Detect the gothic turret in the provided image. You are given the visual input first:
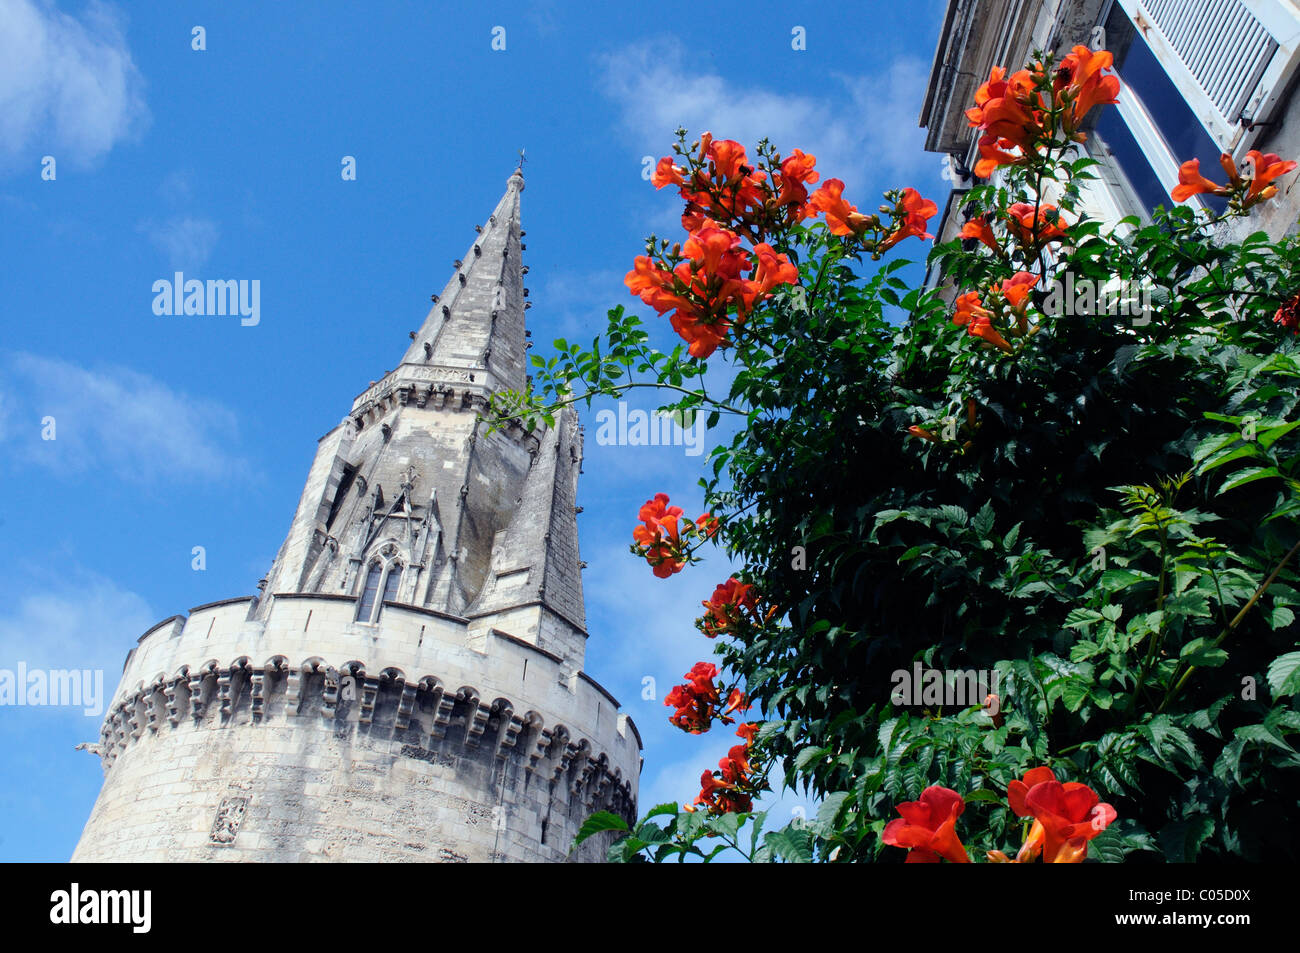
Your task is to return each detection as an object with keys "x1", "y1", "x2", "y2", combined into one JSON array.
[{"x1": 72, "y1": 172, "x2": 640, "y2": 863}]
